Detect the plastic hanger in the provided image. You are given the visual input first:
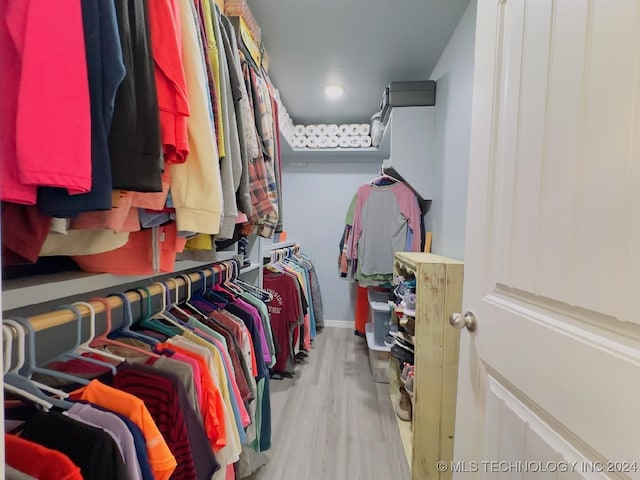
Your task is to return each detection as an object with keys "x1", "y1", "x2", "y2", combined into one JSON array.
[
  {"x1": 177, "y1": 273, "x2": 208, "y2": 317},
  {"x1": 108, "y1": 292, "x2": 160, "y2": 346},
  {"x1": 190, "y1": 270, "x2": 224, "y2": 310},
  {"x1": 73, "y1": 301, "x2": 125, "y2": 363},
  {"x1": 149, "y1": 282, "x2": 188, "y2": 331},
  {"x1": 225, "y1": 261, "x2": 271, "y2": 302},
  {"x1": 3, "y1": 321, "x2": 70, "y2": 399},
  {"x1": 4, "y1": 381, "x2": 53, "y2": 411},
  {"x1": 201, "y1": 267, "x2": 233, "y2": 306},
  {"x1": 2, "y1": 319, "x2": 69, "y2": 399},
  {"x1": 368, "y1": 166, "x2": 400, "y2": 186},
  {"x1": 234, "y1": 277, "x2": 273, "y2": 303},
  {"x1": 168, "y1": 276, "x2": 197, "y2": 320},
  {"x1": 162, "y1": 279, "x2": 195, "y2": 331},
  {"x1": 89, "y1": 297, "x2": 161, "y2": 359},
  {"x1": 9, "y1": 316, "x2": 91, "y2": 387},
  {"x1": 45, "y1": 305, "x2": 120, "y2": 375},
  {"x1": 165, "y1": 277, "x2": 212, "y2": 335},
  {"x1": 130, "y1": 286, "x2": 177, "y2": 338},
  {"x1": 4, "y1": 318, "x2": 75, "y2": 409},
  {"x1": 4, "y1": 324, "x2": 14, "y2": 375},
  {"x1": 221, "y1": 262, "x2": 244, "y2": 296},
  {"x1": 209, "y1": 264, "x2": 237, "y2": 298}
]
